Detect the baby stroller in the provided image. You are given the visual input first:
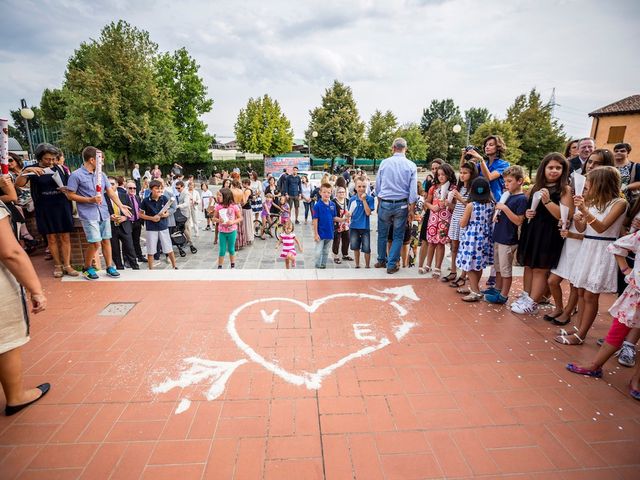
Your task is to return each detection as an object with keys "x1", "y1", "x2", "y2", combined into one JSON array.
[{"x1": 172, "y1": 210, "x2": 198, "y2": 257}]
